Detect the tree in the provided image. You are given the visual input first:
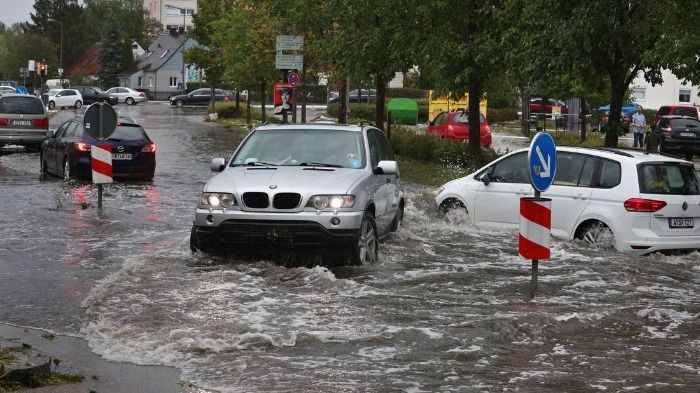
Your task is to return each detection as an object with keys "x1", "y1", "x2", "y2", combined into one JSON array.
[
  {"x1": 419, "y1": 0, "x2": 505, "y2": 156},
  {"x1": 97, "y1": 16, "x2": 122, "y2": 88}
]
